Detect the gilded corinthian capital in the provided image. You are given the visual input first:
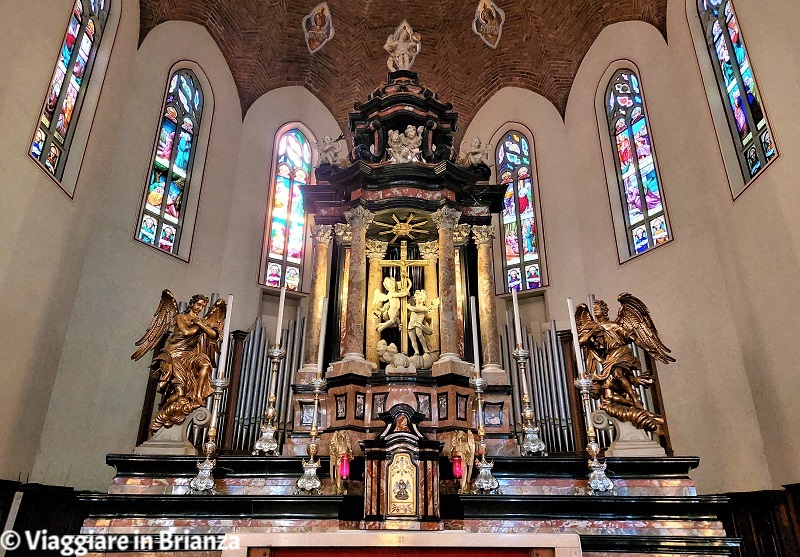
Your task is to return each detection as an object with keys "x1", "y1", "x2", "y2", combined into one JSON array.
[
  {"x1": 366, "y1": 239, "x2": 389, "y2": 260},
  {"x1": 334, "y1": 223, "x2": 353, "y2": 245},
  {"x1": 431, "y1": 207, "x2": 461, "y2": 230},
  {"x1": 344, "y1": 205, "x2": 375, "y2": 229},
  {"x1": 472, "y1": 225, "x2": 496, "y2": 245},
  {"x1": 453, "y1": 224, "x2": 472, "y2": 247},
  {"x1": 417, "y1": 240, "x2": 439, "y2": 260},
  {"x1": 310, "y1": 224, "x2": 333, "y2": 245}
]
